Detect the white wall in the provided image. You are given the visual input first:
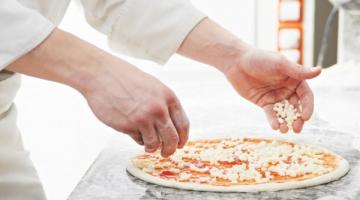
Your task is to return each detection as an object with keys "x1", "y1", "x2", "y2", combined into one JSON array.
[
  {"x1": 192, "y1": 0, "x2": 278, "y2": 50},
  {"x1": 304, "y1": 0, "x2": 315, "y2": 67},
  {"x1": 256, "y1": 0, "x2": 278, "y2": 50},
  {"x1": 192, "y1": 0, "x2": 256, "y2": 43}
]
